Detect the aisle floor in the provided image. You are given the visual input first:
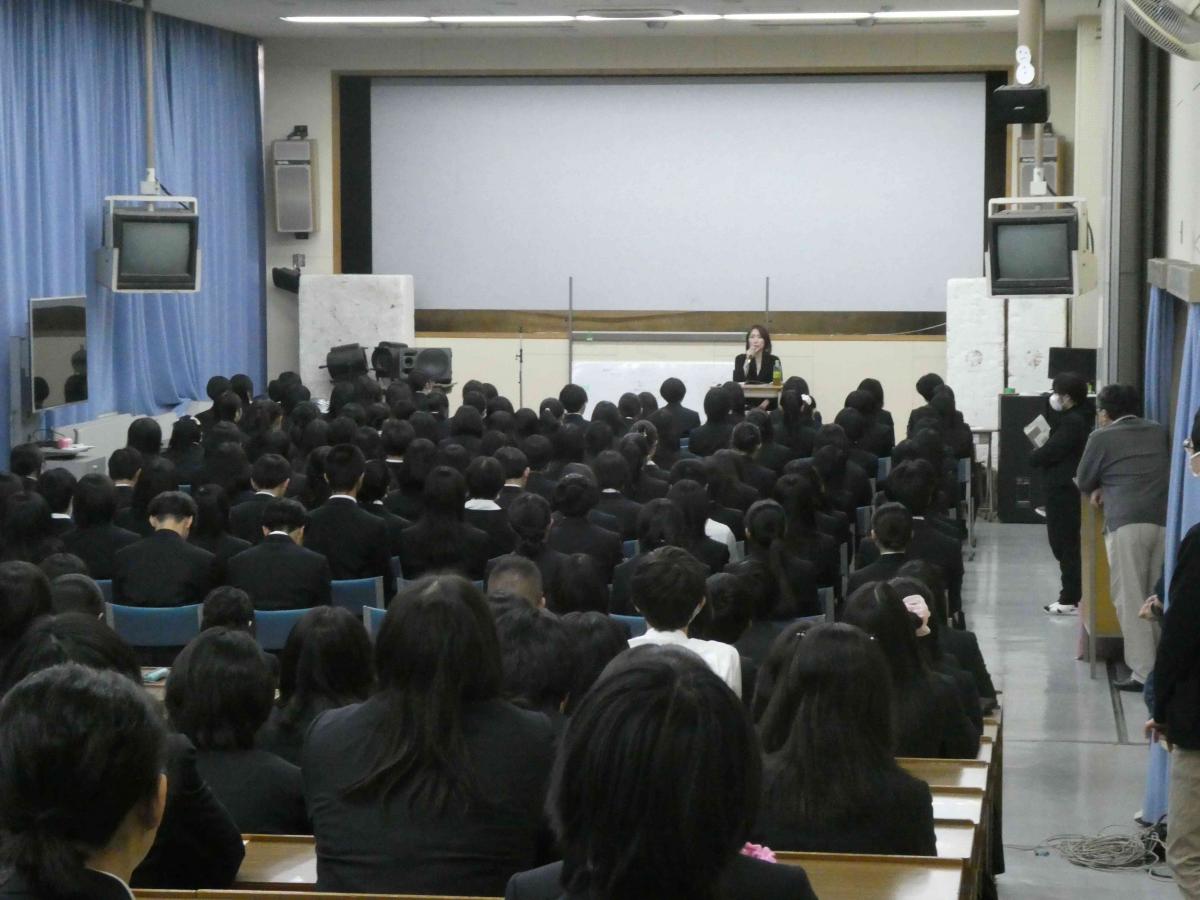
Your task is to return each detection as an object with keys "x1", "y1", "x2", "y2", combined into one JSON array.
[{"x1": 967, "y1": 522, "x2": 1177, "y2": 898}]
